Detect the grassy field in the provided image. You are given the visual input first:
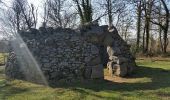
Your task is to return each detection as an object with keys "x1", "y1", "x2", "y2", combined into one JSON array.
[{"x1": 0, "y1": 58, "x2": 170, "y2": 100}]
